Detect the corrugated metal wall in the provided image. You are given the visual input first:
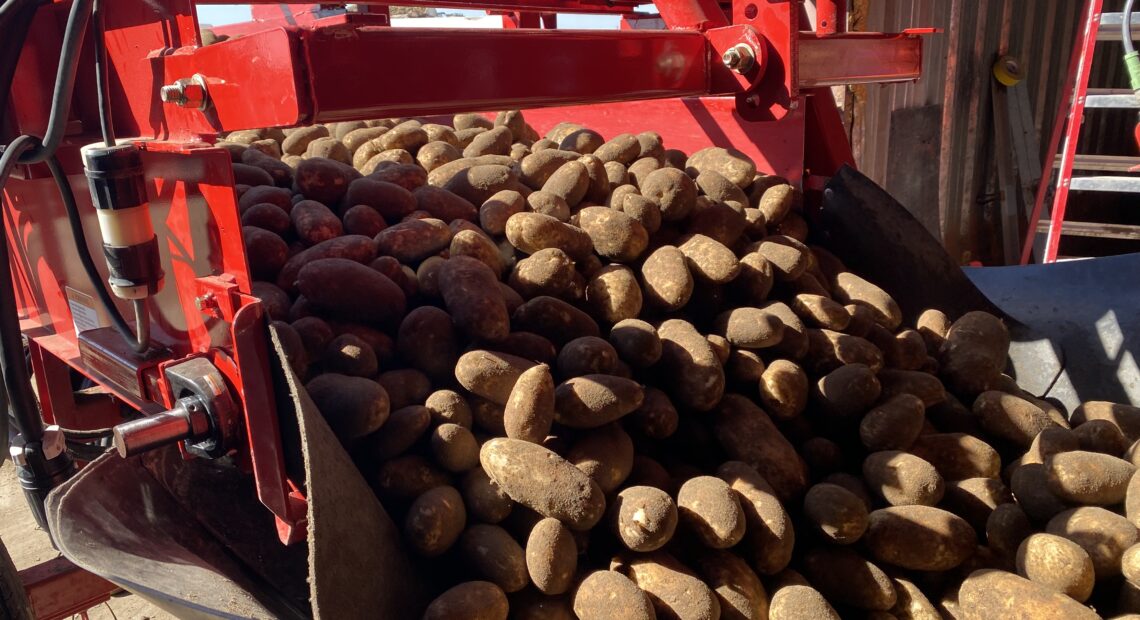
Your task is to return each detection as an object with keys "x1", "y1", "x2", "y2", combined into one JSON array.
[{"x1": 852, "y1": 0, "x2": 1124, "y2": 262}]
